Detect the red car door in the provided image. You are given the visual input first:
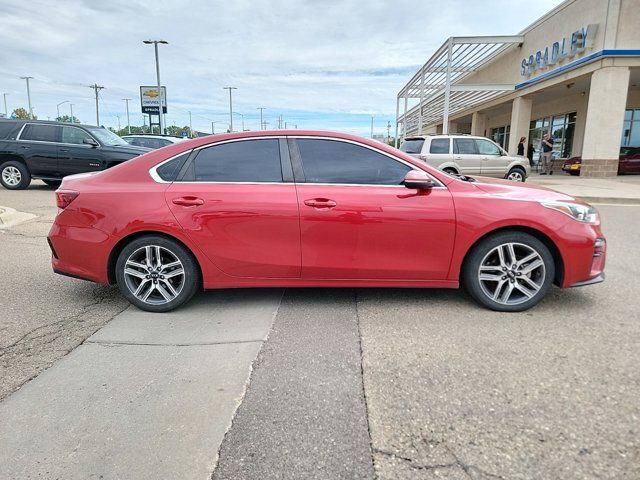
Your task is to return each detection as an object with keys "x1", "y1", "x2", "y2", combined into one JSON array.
[
  {"x1": 291, "y1": 138, "x2": 456, "y2": 280},
  {"x1": 165, "y1": 138, "x2": 301, "y2": 278}
]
